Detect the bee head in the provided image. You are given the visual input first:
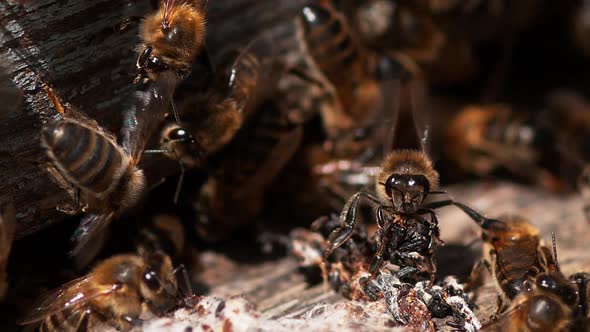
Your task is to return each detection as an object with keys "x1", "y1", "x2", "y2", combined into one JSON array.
[
  {"x1": 382, "y1": 173, "x2": 429, "y2": 213},
  {"x1": 535, "y1": 272, "x2": 578, "y2": 306},
  {"x1": 139, "y1": 251, "x2": 178, "y2": 314}
]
